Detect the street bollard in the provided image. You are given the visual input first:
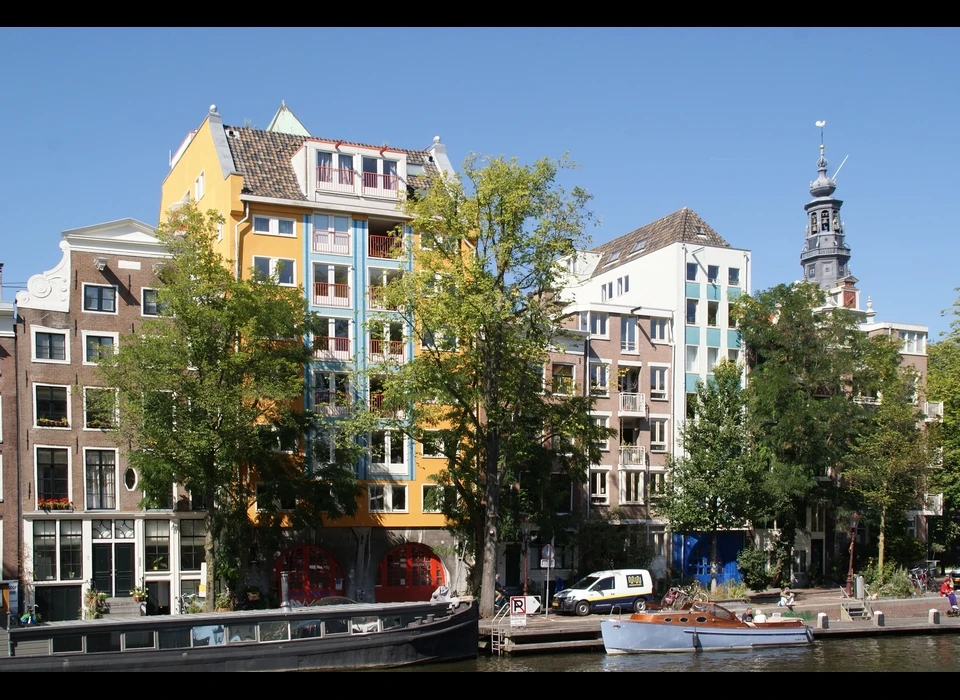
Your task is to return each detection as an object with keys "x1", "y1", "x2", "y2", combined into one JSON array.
[
  {"x1": 874, "y1": 610, "x2": 884, "y2": 627},
  {"x1": 817, "y1": 612, "x2": 829, "y2": 629},
  {"x1": 929, "y1": 609, "x2": 940, "y2": 625}
]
